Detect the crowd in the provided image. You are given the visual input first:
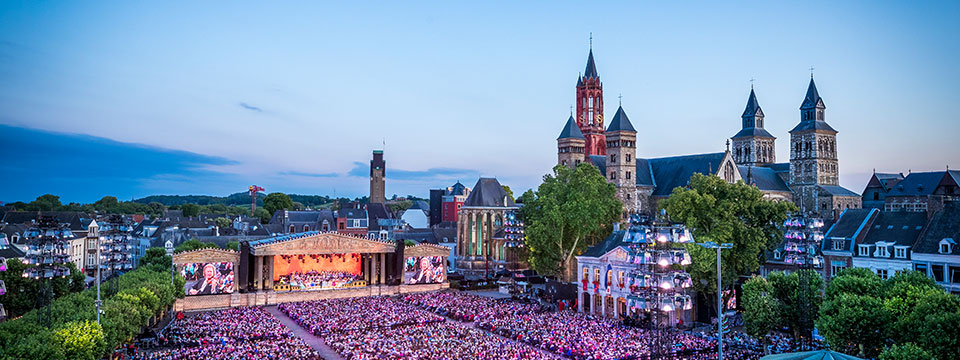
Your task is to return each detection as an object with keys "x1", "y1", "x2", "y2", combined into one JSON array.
[
  {"x1": 402, "y1": 290, "x2": 544, "y2": 322},
  {"x1": 280, "y1": 270, "x2": 361, "y2": 289},
  {"x1": 133, "y1": 307, "x2": 322, "y2": 360},
  {"x1": 326, "y1": 322, "x2": 553, "y2": 360},
  {"x1": 278, "y1": 296, "x2": 444, "y2": 336}
]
